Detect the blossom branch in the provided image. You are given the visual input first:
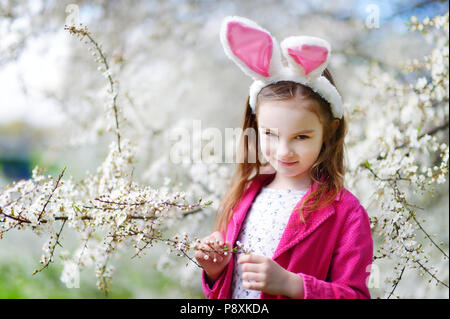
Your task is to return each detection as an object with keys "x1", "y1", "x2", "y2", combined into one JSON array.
[
  {"x1": 33, "y1": 219, "x2": 67, "y2": 275},
  {"x1": 415, "y1": 260, "x2": 449, "y2": 288},
  {"x1": 64, "y1": 24, "x2": 122, "y2": 153},
  {"x1": 376, "y1": 118, "x2": 449, "y2": 160},
  {"x1": 411, "y1": 214, "x2": 449, "y2": 259},
  {"x1": 37, "y1": 167, "x2": 66, "y2": 221},
  {"x1": 387, "y1": 259, "x2": 408, "y2": 299}
]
